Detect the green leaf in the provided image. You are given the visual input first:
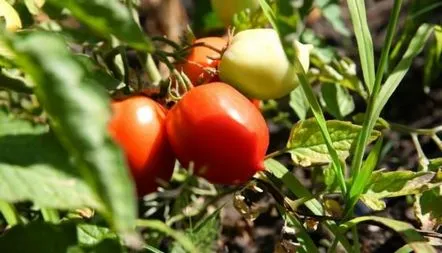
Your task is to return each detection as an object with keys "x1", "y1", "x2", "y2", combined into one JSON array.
[
  {"x1": 415, "y1": 188, "x2": 442, "y2": 230},
  {"x1": 264, "y1": 159, "x2": 352, "y2": 252},
  {"x1": 340, "y1": 216, "x2": 436, "y2": 252},
  {"x1": 77, "y1": 224, "x2": 118, "y2": 246},
  {"x1": 3, "y1": 32, "x2": 137, "y2": 234},
  {"x1": 286, "y1": 119, "x2": 381, "y2": 167},
  {"x1": 317, "y1": 0, "x2": 350, "y2": 36},
  {"x1": 423, "y1": 26, "x2": 442, "y2": 90},
  {"x1": 346, "y1": 0, "x2": 375, "y2": 93},
  {"x1": 0, "y1": 221, "x2": 125, "y2": 253},
  {"x1": 171, "y1": 208, "x2": 221, "y2": 253},
  {"x1": 429, "y1": 158, "x2": 442, "y2": 171},
  {"x1": 136, "y1": 220, "x2": 197, "y2": 253},
  {"x1": 362, "y1": 170, "x2": 442, "y2": 200},
  {"x1": 320, "y1": 83, "x2": 355, "y2": 119},
  {"x1": 346, "y1": 138, "x2": 383, "y2": 213},
  {"x1": 46, "y1": 0, "x2": 153, "y2": 52},
  {"x1": 359, "y1": 195, "x2": 386, "y2": 211},
  {"x1": 289, "y1": 86, "x2": 310, "y2": 120}
]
